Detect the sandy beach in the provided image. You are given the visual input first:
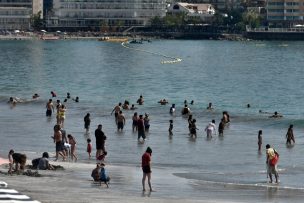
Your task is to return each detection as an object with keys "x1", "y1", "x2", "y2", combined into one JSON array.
[{"x1": 0, "y1": 159, "x2": 226, "y2": 203}]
